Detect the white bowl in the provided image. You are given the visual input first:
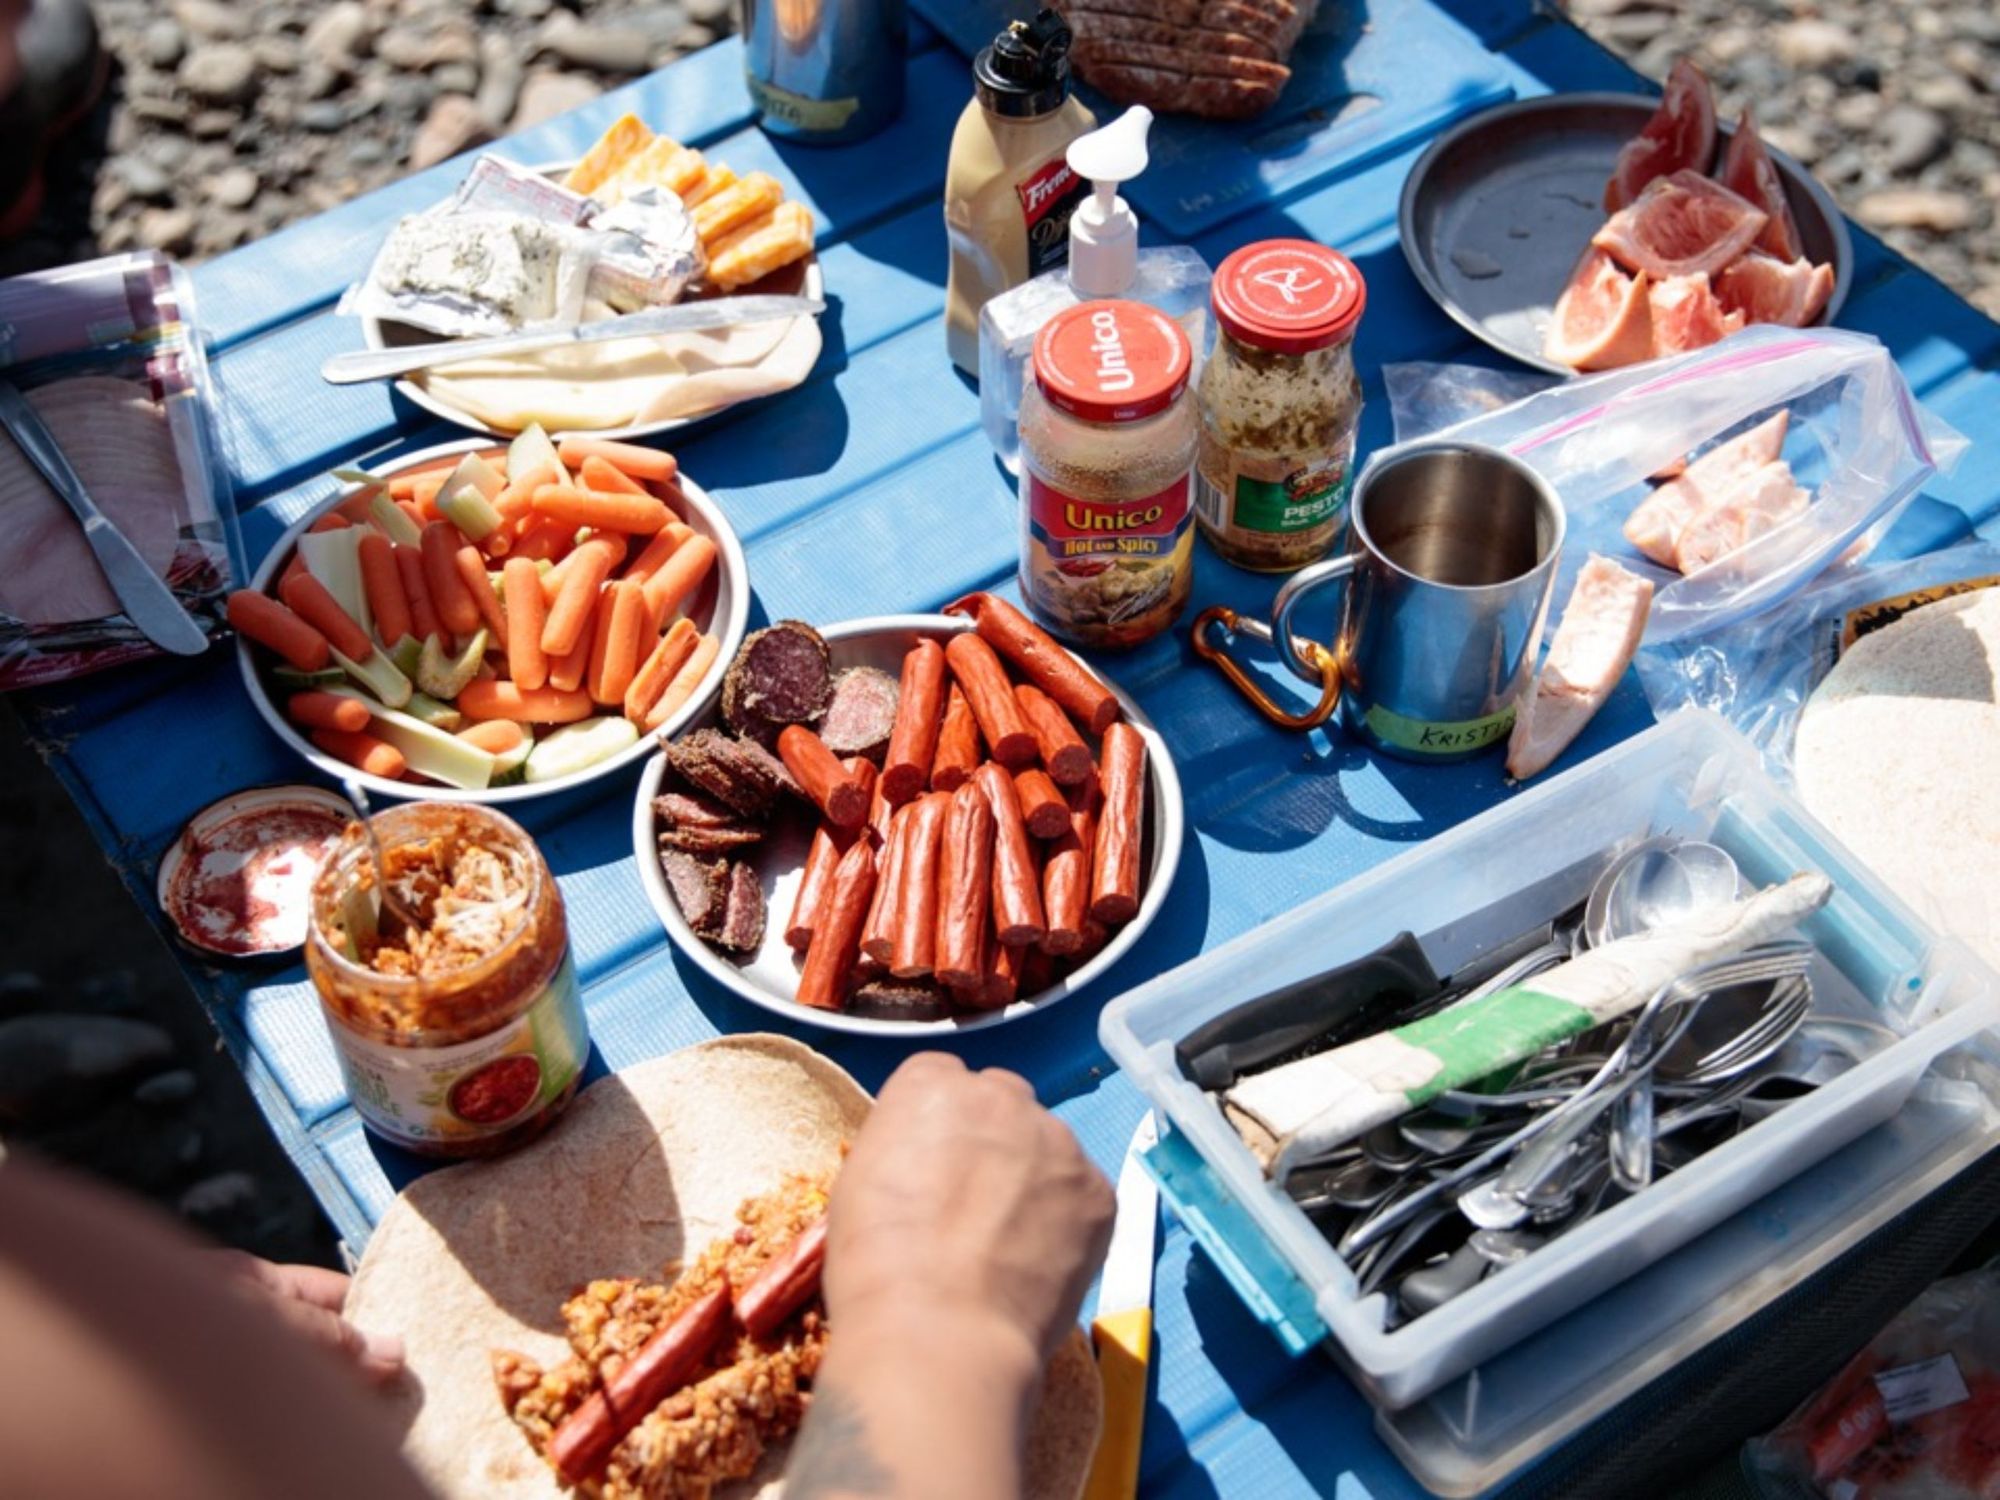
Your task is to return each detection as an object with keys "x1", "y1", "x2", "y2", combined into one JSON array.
[
  {"x1": 631, "y1": 614, "x2": 1186, "y2": 1036},
  {"x1": 237, "y1": 435, "x2": 750, "y2": 804}
]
